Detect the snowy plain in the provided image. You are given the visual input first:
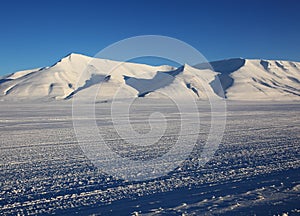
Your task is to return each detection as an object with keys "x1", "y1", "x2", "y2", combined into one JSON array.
[{"x1": 0, "y1": 100, "x2": 299, "y2": 215}]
